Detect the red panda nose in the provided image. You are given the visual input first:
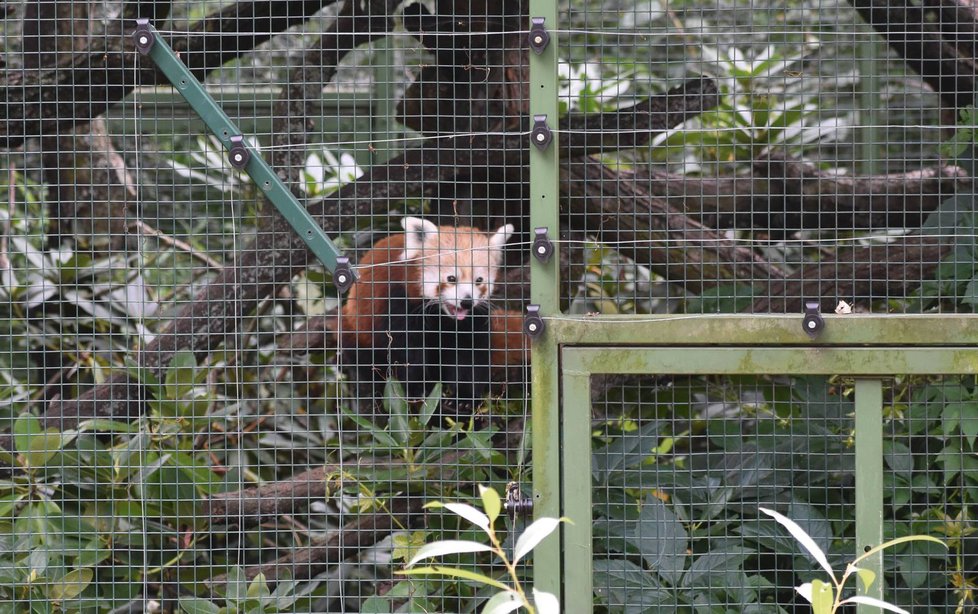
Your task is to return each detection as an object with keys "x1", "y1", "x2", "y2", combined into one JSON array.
[{"x1": 460, "y1": 298, "x2": 474, "y2": 310}]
